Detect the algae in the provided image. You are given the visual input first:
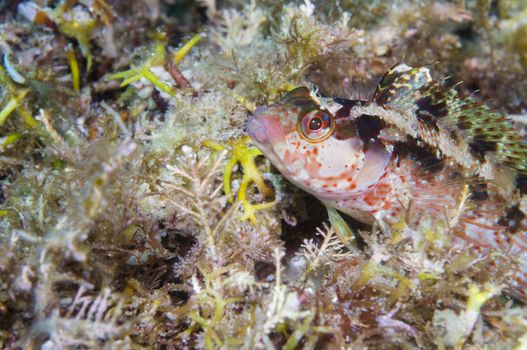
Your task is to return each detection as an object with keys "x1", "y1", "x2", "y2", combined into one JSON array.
[{"x1": 0, "y1": 0, "x2": 526, "y2": 349}]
